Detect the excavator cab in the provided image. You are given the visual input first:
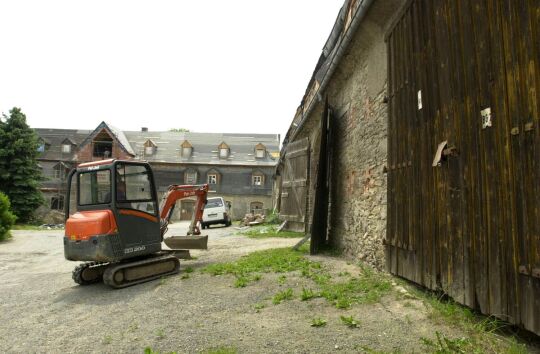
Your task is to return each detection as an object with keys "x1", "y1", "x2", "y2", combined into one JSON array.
[{"x1": 64, "y1": 159, "x2": 162, "y2": 263}]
